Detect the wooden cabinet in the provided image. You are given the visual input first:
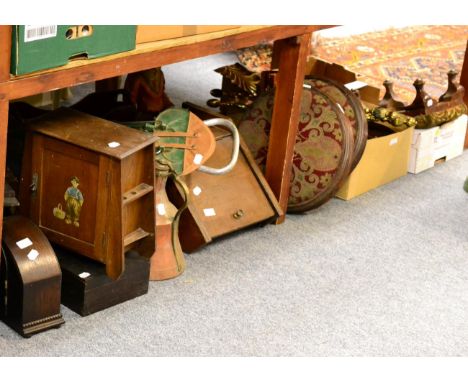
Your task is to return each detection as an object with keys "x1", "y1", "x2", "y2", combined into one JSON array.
[{"x1": 19, "y1": 108, "x2": 157, "y2": 280}]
